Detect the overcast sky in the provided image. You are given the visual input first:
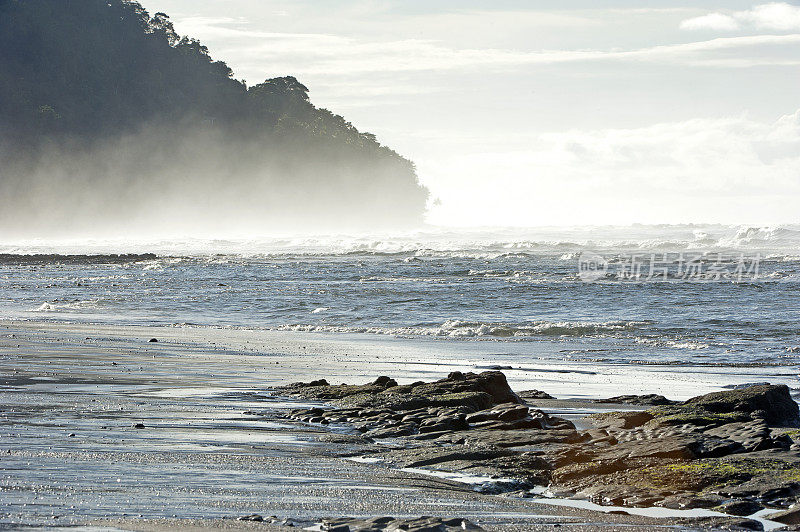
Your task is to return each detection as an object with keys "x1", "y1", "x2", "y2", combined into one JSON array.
[{"x1": 143, "y1": 0, "x2": 800, "y2": 227}]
